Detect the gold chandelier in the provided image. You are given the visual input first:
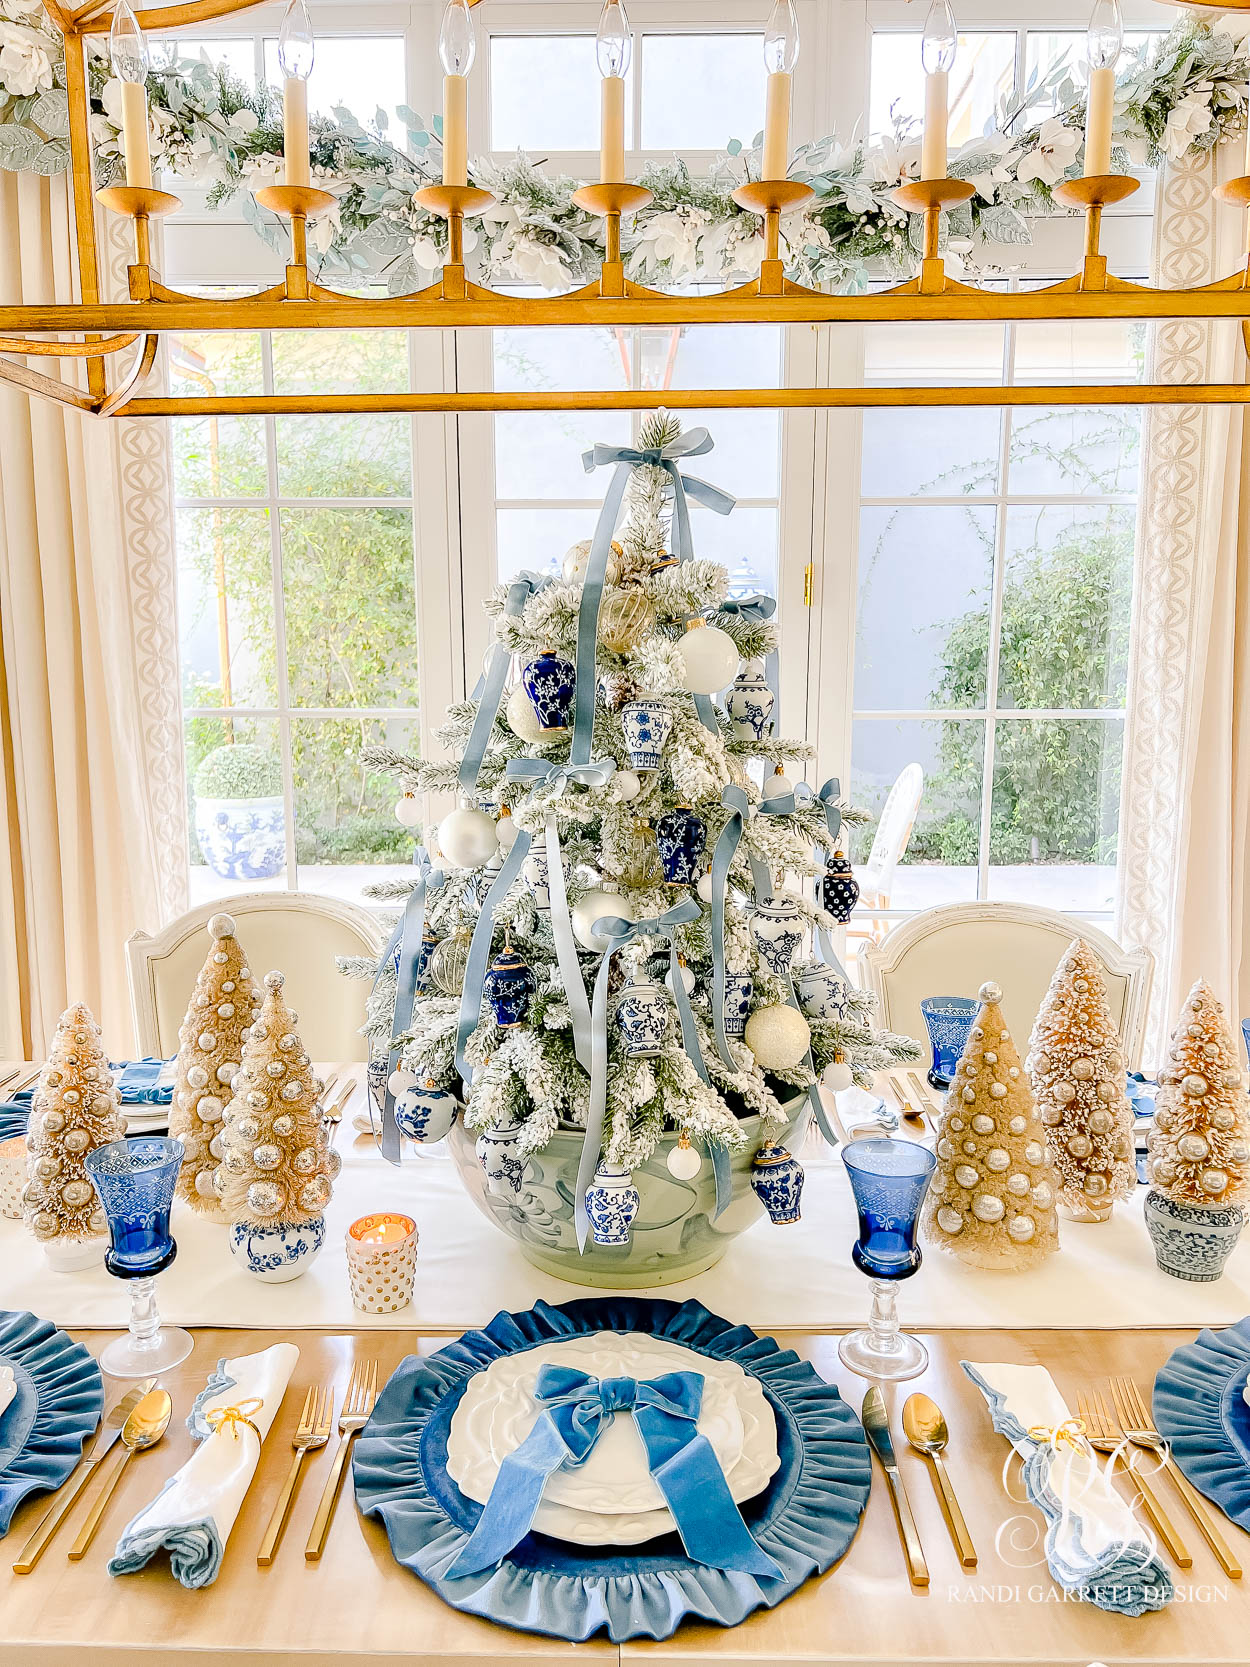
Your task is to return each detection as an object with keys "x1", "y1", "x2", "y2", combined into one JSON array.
[{"x1": 5, "y1": 0, "x2": 1250, "y2": 419}]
